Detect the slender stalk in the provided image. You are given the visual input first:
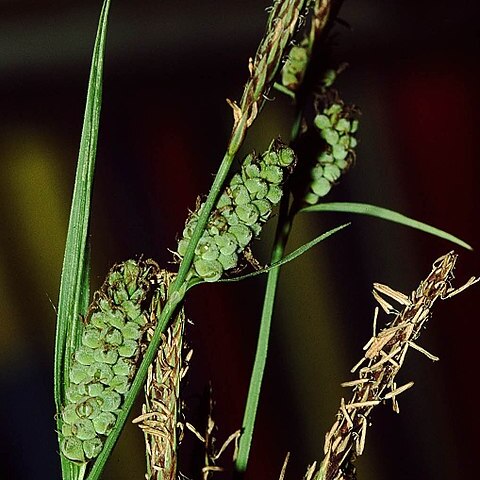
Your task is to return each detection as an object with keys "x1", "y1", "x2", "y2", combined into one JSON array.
[{"x1": 235, "y1": 195, "x2": 295, "y2": 474}]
